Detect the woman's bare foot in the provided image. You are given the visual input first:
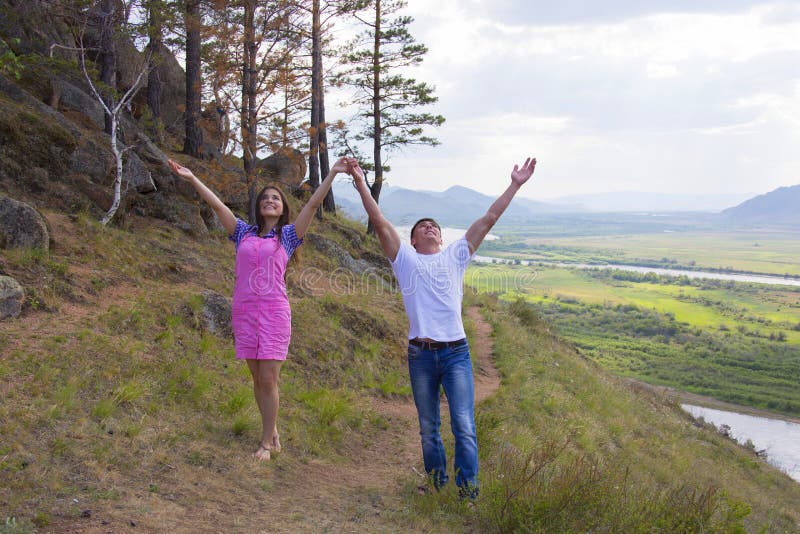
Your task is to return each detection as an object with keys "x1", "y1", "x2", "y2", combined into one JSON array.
[
  {"x1": 254, "y1": 444, "x2": 271, "y2": 461},
  {"x1": 271, "y1": 432, "x2": 281, "y2": 453}
]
